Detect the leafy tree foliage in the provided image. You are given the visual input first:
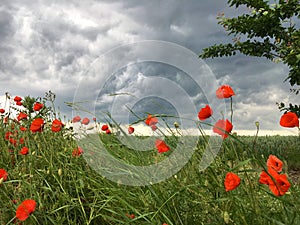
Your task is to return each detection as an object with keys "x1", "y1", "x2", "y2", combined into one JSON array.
[{"x1": 200, "y1": 0, "x2": 300, "y2": 116}]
